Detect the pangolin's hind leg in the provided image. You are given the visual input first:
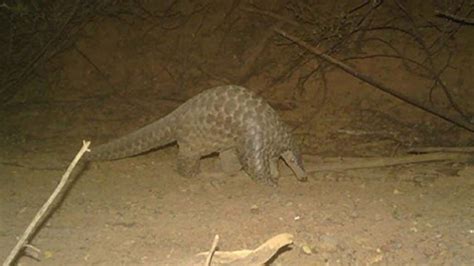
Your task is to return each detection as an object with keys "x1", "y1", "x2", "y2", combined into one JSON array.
[
  {"x1": 219, "y1": 148, "x2": 242, "y2": 175},
  {"x1": 176, "y1": 143, "x2": 201, "y2": 178}
]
